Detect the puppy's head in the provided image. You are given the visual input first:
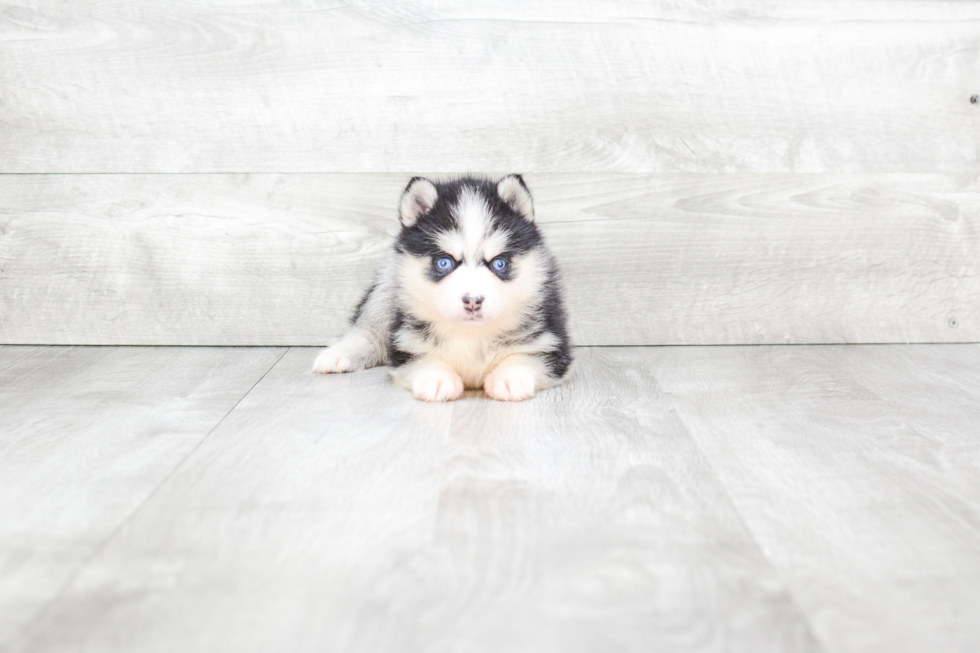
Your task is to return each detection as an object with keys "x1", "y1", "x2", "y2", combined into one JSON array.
[{"x1": 394, "y1": 175, "x2": 546, "y2": 331}]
